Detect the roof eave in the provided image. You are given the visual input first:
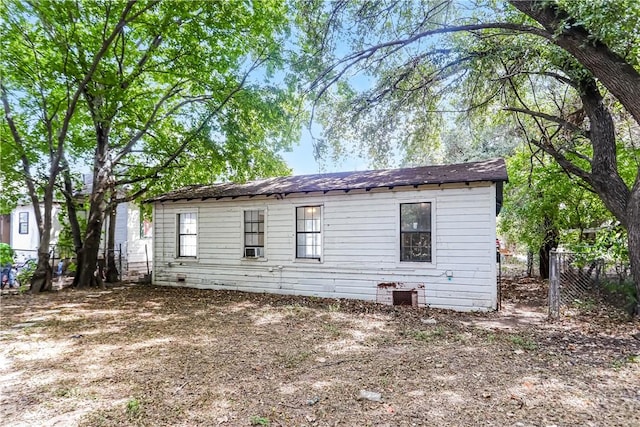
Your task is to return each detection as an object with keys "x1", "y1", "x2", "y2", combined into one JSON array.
[{"x1": 147, "y1": 177, "x2": 507, "y2": 203}]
